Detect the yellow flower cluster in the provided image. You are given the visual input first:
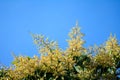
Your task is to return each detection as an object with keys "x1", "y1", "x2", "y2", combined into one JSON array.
[
  {"x1": 1, "y1": 22, "x2": 120, "y2": 80},
  {"x1": 105, "y1": 34, "x2": 120, "y2": 60},
  {"x1": 94, "y1": 52, "x2": 115, "y2": 68},
  {"x1": 67, "y1": 24, "x2": 85, "y2": 53},
  {"x1": 7, "y1": 56, "x2": 40, "y2": 79}
]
